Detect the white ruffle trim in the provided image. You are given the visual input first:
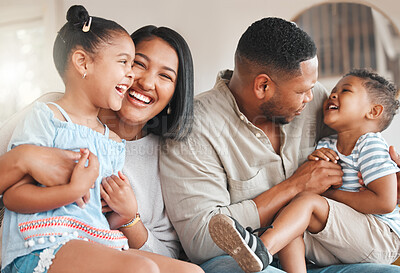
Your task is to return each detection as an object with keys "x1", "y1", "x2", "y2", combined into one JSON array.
[{"x1": 33, "y1": 240, "x2": 68, "y2": 273}]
